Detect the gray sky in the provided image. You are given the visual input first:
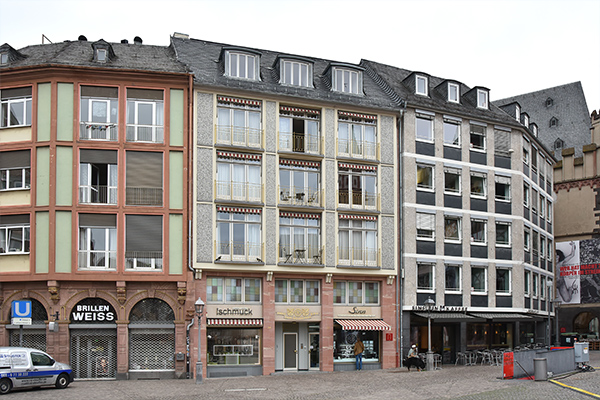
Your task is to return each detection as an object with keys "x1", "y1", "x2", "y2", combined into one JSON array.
[{"x1": 1, "y1": 0, "x2": 599, "y2": 113}]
